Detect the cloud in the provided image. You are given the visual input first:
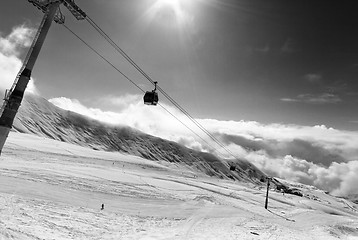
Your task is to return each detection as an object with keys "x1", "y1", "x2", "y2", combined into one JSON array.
[
  {"x1": 97, "y1": 94, "x2": 143, "y2": 110},
  {"x1": 49, "y1": 95, "x2": 358, "y2": 196},
  {"x1": 0, "y1": 24, "x2": 38, "y2": 94},
  {"x1": 304, "y1": 73, "x2": 322, "y2": 84},
  {"x1": 280, "y1": 97, "x2": 297, "y2": 103},
  {"x1": 246, "y1": 151, "x2": 358, "y2": 196},
  {"x1": 49, "y1": 95, "x2": 208, "y2": 152},
  {"x1": 311, "y1": 161, "x2": 358, "y2": 196},
  {"x1": 254, "y1": 44, "x2": 270, "y2": 53},
  {"x1": 280, "y1": 38, "x2": 298, "y2": 53},
  {"x1": 218, "y1": 134, "x2": 346, "y2": 167},
  {"x1": 0, "y1": 24, "x2": 35, "y2": 56},
  {"x1": 325, "y1": 81, "x2": 348, "y2": 94},
  {"x1": 280, "y1": 93, "x2": 341, "y2": 104},
  {"x1": 201, "y1": 120, "x2": 358, "y2": 196}
]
